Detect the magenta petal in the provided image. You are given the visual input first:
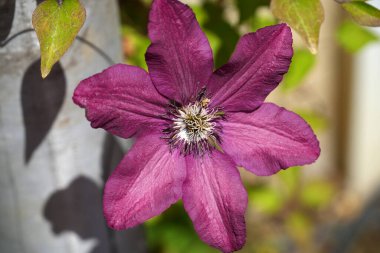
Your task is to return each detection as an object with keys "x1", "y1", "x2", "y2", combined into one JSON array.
[
  {"x1": 73, "y1": 64, "x2": 168, "y2": 139},
  {"x1": 208, "y1": 24, "x2": 293, "y2": 112},
  {"x1": 146, "y1": 0, "x2": 214, "y2": 104},
  {"x1": 183, "y1": 152, "x2": 247, "y2": 252},
  {"x1": 221, "y1": 103, "x2": 320, "y2": 176},
  {"x1": 103, "y1": 133, "x2": 186, "y2": 230}
]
